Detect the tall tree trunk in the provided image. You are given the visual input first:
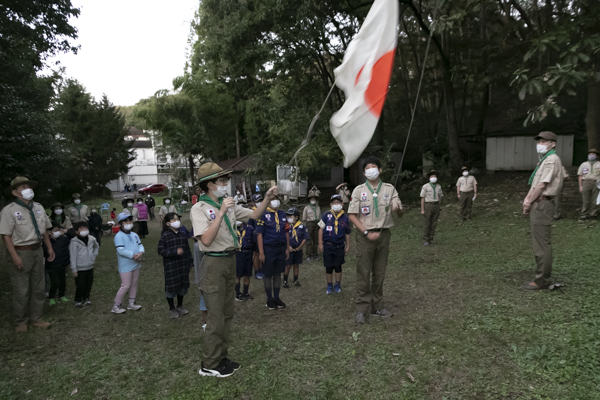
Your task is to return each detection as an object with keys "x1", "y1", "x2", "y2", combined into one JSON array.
[
  {"x1": 587, "y1": 81, "x2": 600, "y2": 149},
  {"x1": 442, "y1": 65, "x2": 462, "y2": 172},
  {"x1": 188, "y1": 154, "x2": 195, "y2": 188},
  {"x1": 235, "y1": 126, "x2": 240, "y2": 158}
]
